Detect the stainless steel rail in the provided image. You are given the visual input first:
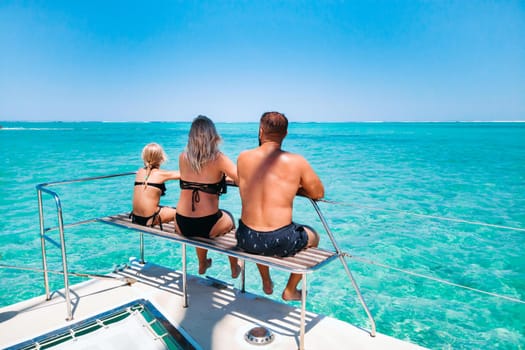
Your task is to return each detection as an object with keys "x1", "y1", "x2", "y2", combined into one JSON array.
[
  {"x1": 36, "y1": 172, "x2": 135, "y2": 320},
  {"x1": 37, "y1": 185, "x2": 72, "y2": 320},
  {"x1": 309, "y1": 198, "x2": 377, "y2": 337}
]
